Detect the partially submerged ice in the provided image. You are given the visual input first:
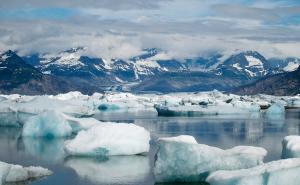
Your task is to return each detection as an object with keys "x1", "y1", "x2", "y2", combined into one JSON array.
[
  {"x1": 22, "y1": 110, "x2": 73, "y2": 138},
  {"x1": 266, "y1": 103, "x2": 285, "y2": 116},
  {"x1": 282, "y1": 135, "x2": 300, "y2": 158},
  {"x1": 22, "y1": 110, "x2": 102, "y2": 138},
  {"x1": 154, "y1": 135, "x2": 267, "y2": 183},
  {"x1": 0, "y1": 161, "x2": 52, "y2": 185},
  {"x1": 64, "y1": 123, "x2": 150, "y2": 156},
  {"x1": 206, "y1": 158, "x2": 300, "y2": 185},
  {"x1": 65, "y1": 155, "x2": 150, "y2": 185},
  {"x1": 155, "y1": 99, "x2": 261, "y2": 116}
]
